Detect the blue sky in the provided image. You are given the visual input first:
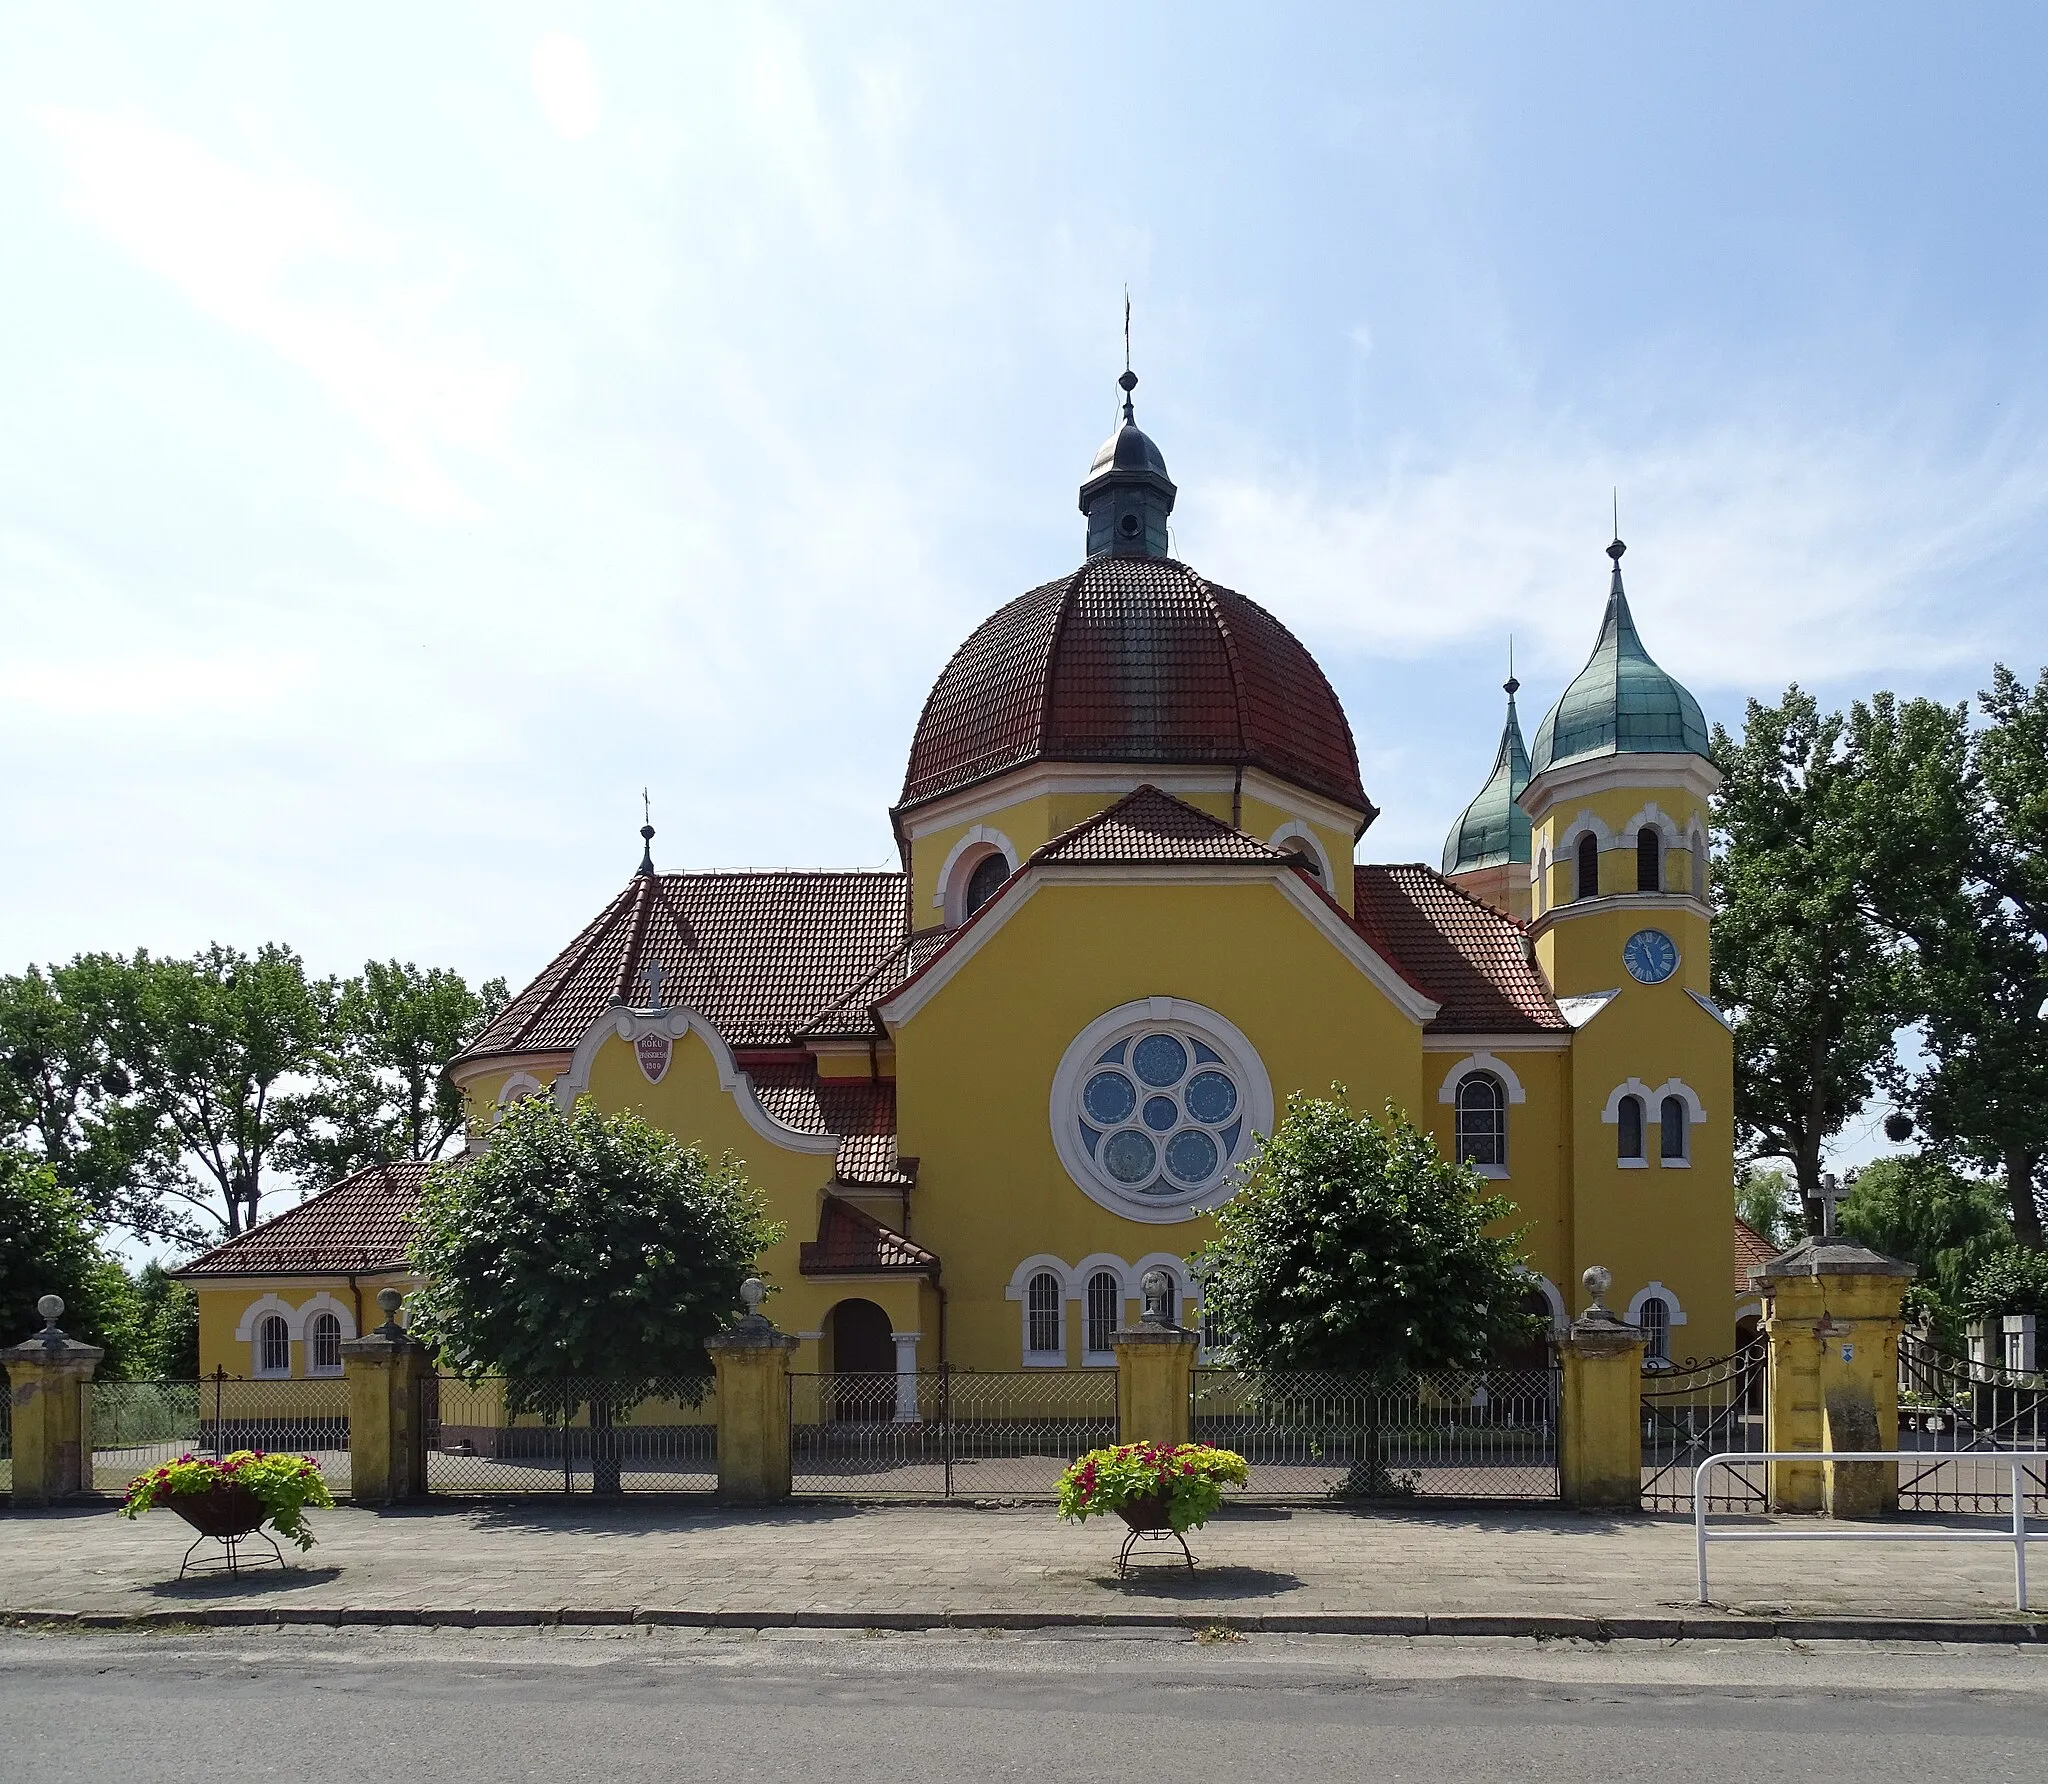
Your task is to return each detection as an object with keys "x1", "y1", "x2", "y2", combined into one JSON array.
[{"x1": 4, "y1": 4, "x2": 2044, "y2": 1180}]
